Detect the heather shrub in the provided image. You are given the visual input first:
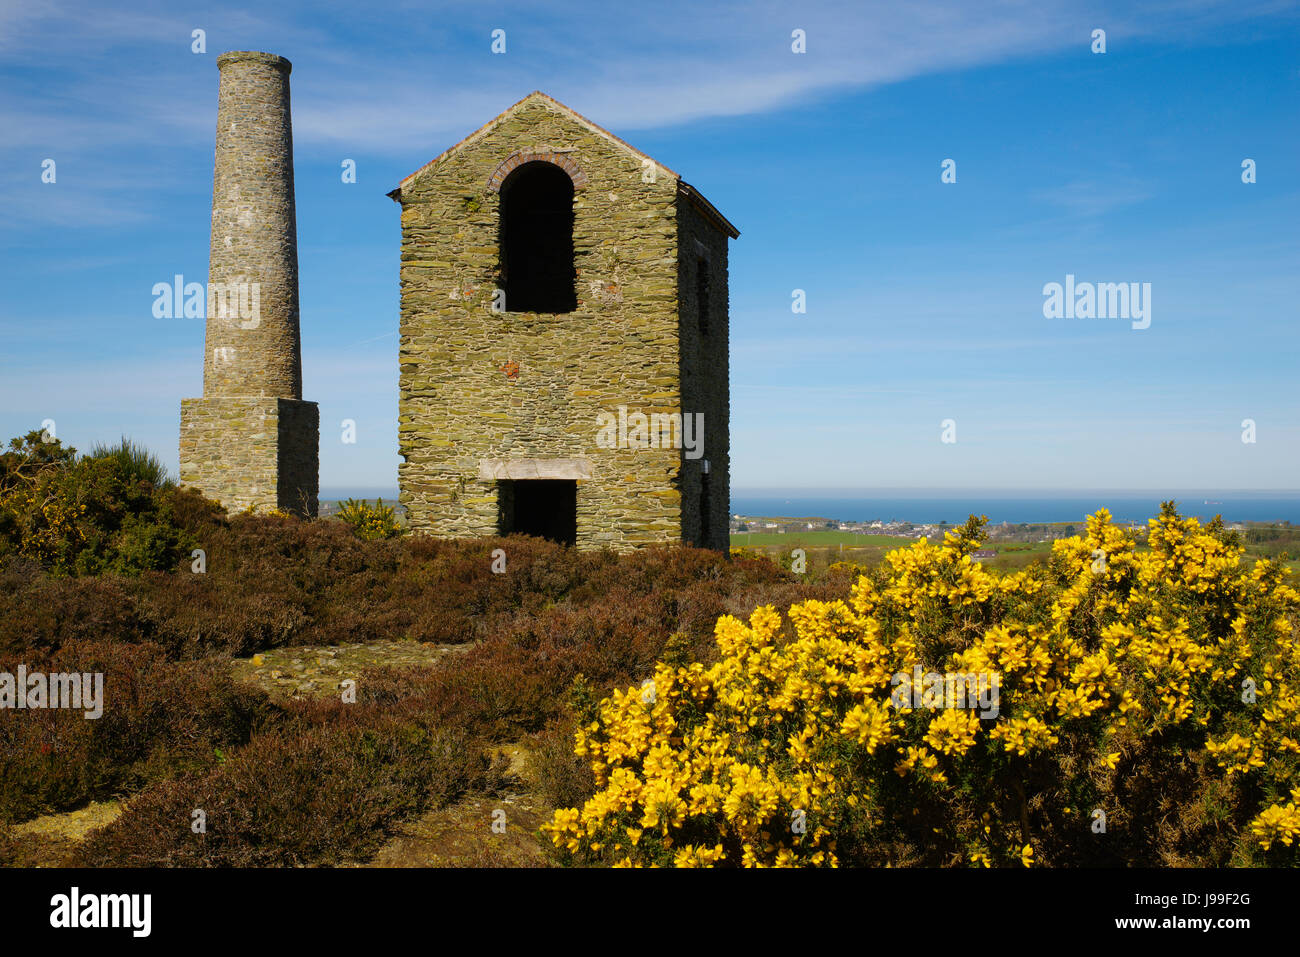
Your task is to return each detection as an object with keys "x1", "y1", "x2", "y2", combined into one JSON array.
[
  {"x1": 0, "y1": 640, "x2": 272, "y2": 823},
  {"x1": 74, "y1": 715, "x2": 498, "y2": 867},
  {"x1": 344, "y1": 566, "x2": 831, "y2": 747},
  {"x1": 545, "y1": 506, "x2": 1300, "y2": 867},
  {"x1": 415, "y1": 592, "x2": 702, "y2": 737},
  {"x1": 0, "y1": 823, "x2": 33, "y2": 867},
  {"x1": 531, "y1": 719, "x2": 598, "y2": 811},
  {"x1": 165, "y1": 485, "x2": 227, "y2": 536},
  {"x1": 0, "y1": 563, "x2": 150, "y2": 657},
  {"x1": 136, "y1": 572, "x2": 310, "y2": 658}
]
